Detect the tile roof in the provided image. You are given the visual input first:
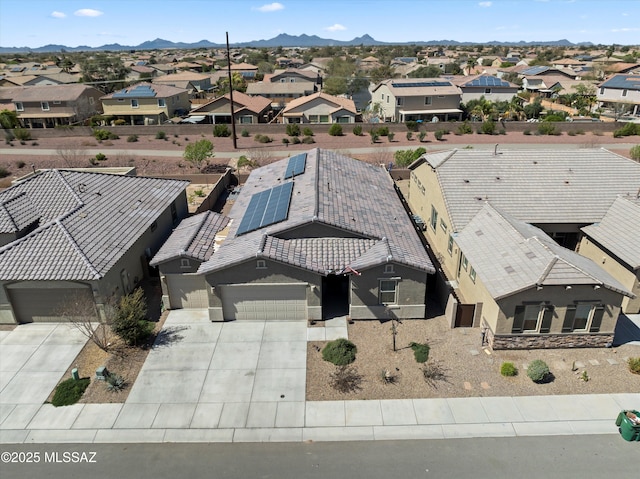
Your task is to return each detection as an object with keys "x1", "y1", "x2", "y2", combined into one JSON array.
[
  {"x1": 0, "y1": 192, "x2": 39, "y2": 233},
  {"x1": 199, "y1": 149, "x2": 434, "y2": 276},
  {"x1": 282, "y1": 92, "x2": 357, "y2": 114},
  {"x1": 0, "y1": 170, "x2": 188, "y2": 281},
  {"x1": 581, "y1": 196, "x2": 640, "y2": 270},
  {"x1": 101, "y1": 82, "x2": 188, "y2": 100},
  {"x1": 455, "y1": 203, "x2": 633, "y2": 299},
  {"x1": 411, "y1": 148, "x2": 640, "y2": 232},
  {"x1": 191, "y1": 91, "x2": 271, "y2": 115},
  {"x1": 373, "y1": 78, "x2": 461, "y2": 96},
  {"x1": 10, "y1": 84, "x2": 99, "y2": 101},
  {"x1": 151, "y1": 211, "x2": 229, "y2": 265}
]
